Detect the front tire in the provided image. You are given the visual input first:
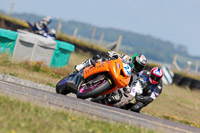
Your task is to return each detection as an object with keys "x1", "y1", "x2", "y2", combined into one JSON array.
[{"x1": 76, "y1": 80, "x2": 111, "y2": 99}]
